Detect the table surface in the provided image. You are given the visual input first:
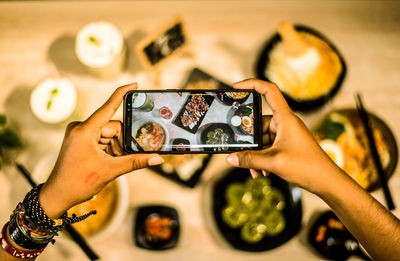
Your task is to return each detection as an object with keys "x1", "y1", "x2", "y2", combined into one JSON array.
[{"x1": 1, "y1": 1, "x2": 400, "y2": 260}]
